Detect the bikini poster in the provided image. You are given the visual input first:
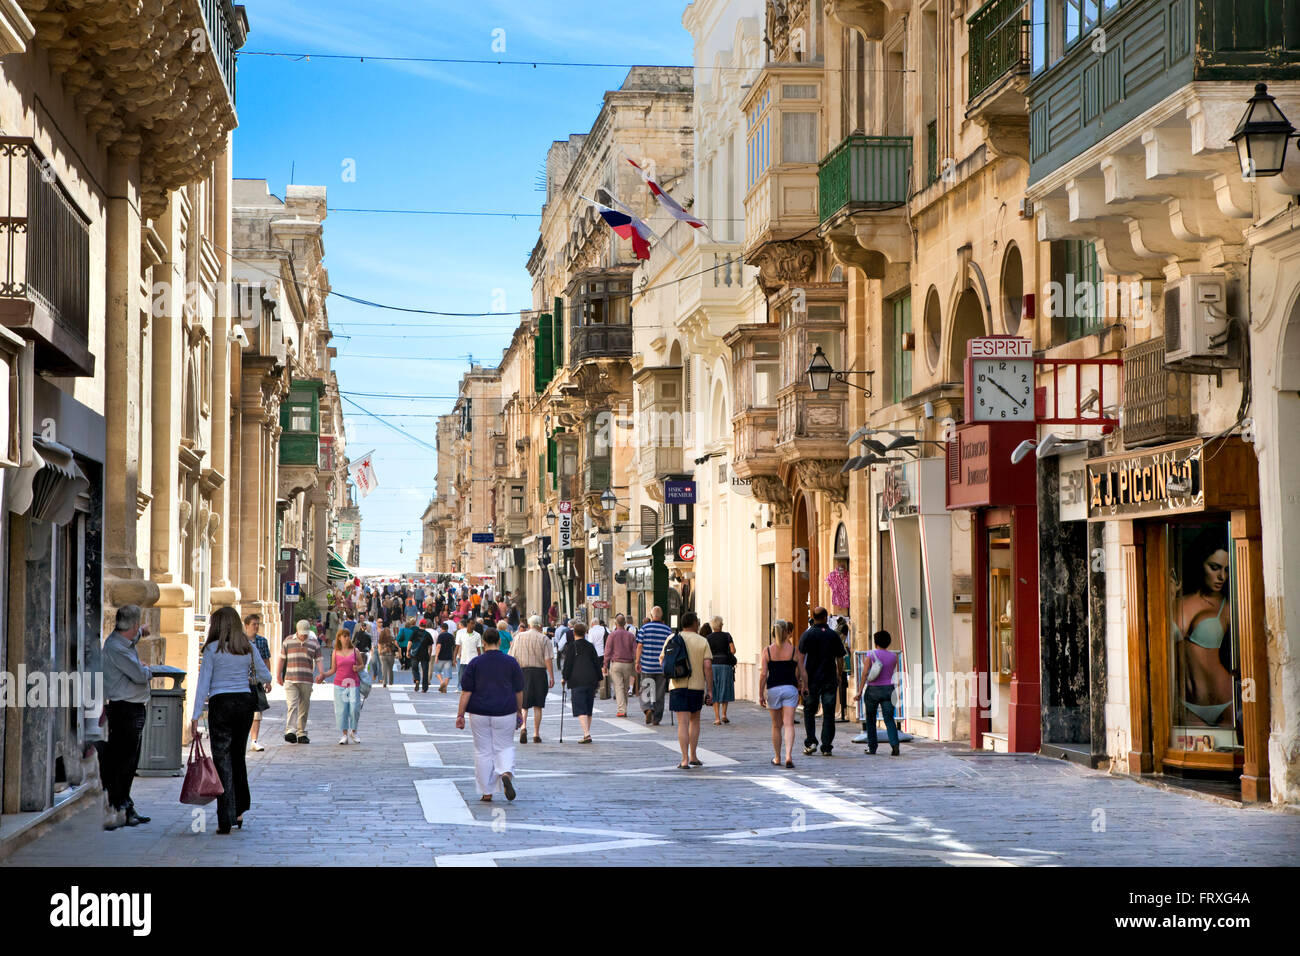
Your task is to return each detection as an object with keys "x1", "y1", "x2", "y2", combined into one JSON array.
[{"x1": 1167, "y1": 521, "x2": 1241, "y2": 753}]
